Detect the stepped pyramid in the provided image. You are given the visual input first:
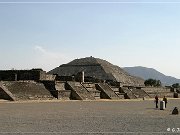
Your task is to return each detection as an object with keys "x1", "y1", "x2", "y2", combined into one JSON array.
[{"x1": 48, "y1": 57, "x2": 144, "y2": 86}]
